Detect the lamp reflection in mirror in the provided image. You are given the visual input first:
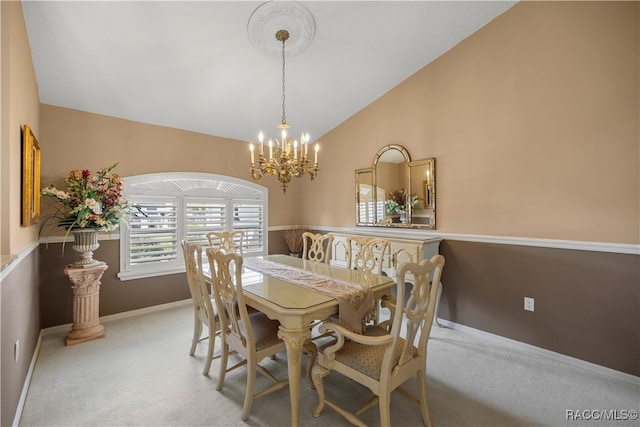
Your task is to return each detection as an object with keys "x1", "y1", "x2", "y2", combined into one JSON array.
[
  {"x1": 248, "y1": 29, "x2": 319, "y2": 193},
  {"x1": 424, "y1": 169, "x2": 433, "y2": 208}
]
